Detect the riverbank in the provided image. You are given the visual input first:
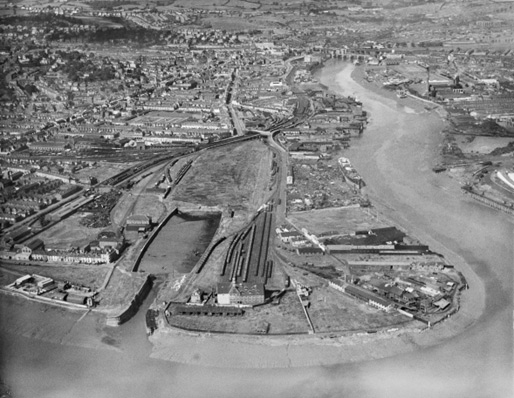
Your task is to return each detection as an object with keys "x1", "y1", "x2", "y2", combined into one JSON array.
[
  {"x1": 343, "y1": 61, "x2": 485, "y2": 309},
  {"x1": 150, "y1": 314, "x2": 428, "y2": 368}
]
